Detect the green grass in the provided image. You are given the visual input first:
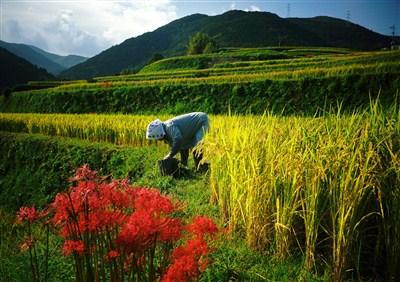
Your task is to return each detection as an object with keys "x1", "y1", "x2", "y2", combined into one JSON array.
[{"x1": 0, "y1": 131, "x2": 329, "y2": 281}]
